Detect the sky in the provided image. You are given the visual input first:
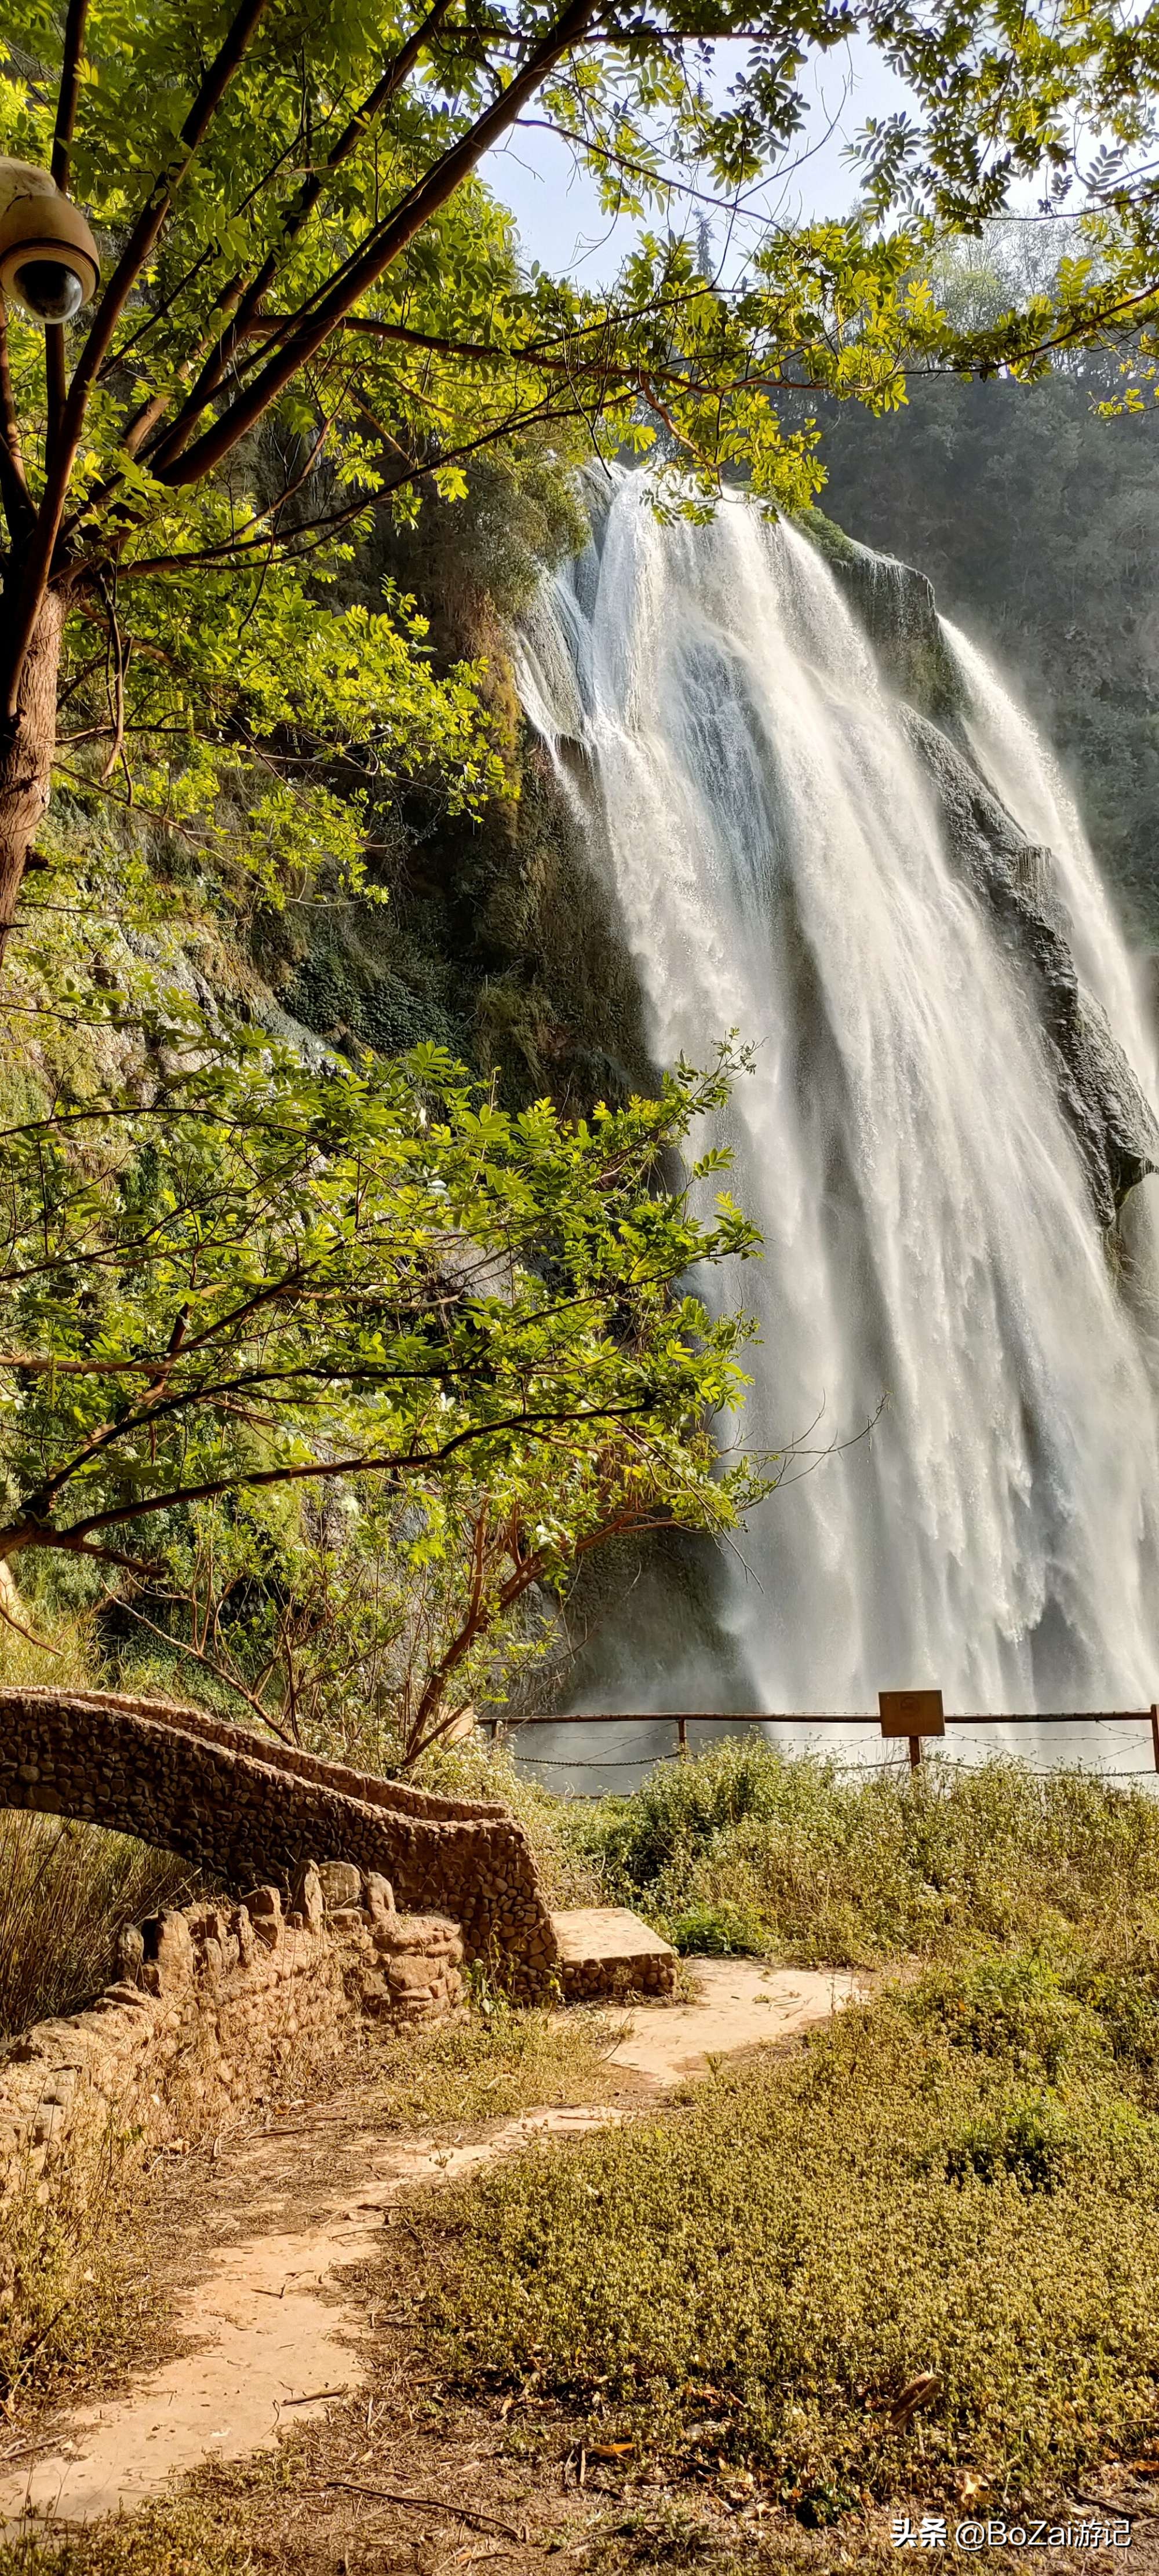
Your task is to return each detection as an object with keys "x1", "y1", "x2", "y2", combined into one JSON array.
[{"x1": 480, "y1": 36, "x2": 916, "y2": 287}]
